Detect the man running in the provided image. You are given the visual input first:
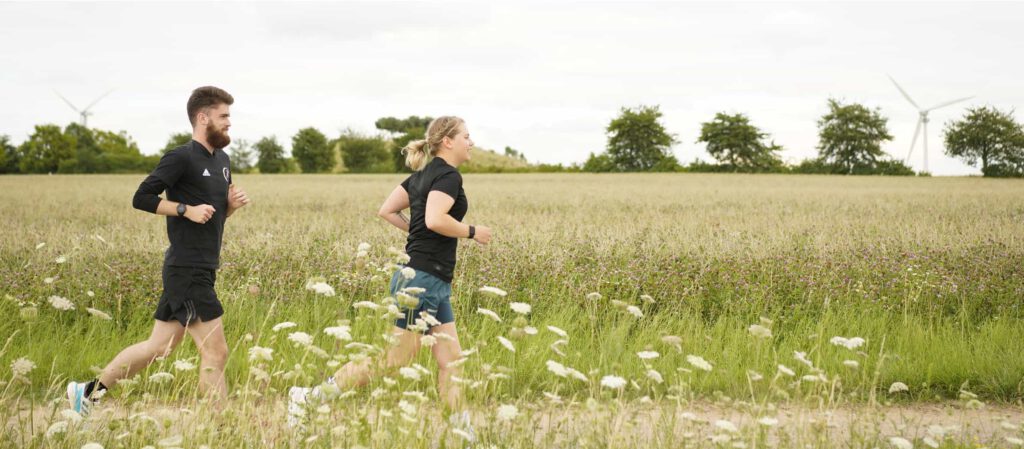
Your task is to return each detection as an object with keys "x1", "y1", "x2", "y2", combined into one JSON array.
[{"x1": 67, "y1": 86, "x2": 249, "y2": 414}]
